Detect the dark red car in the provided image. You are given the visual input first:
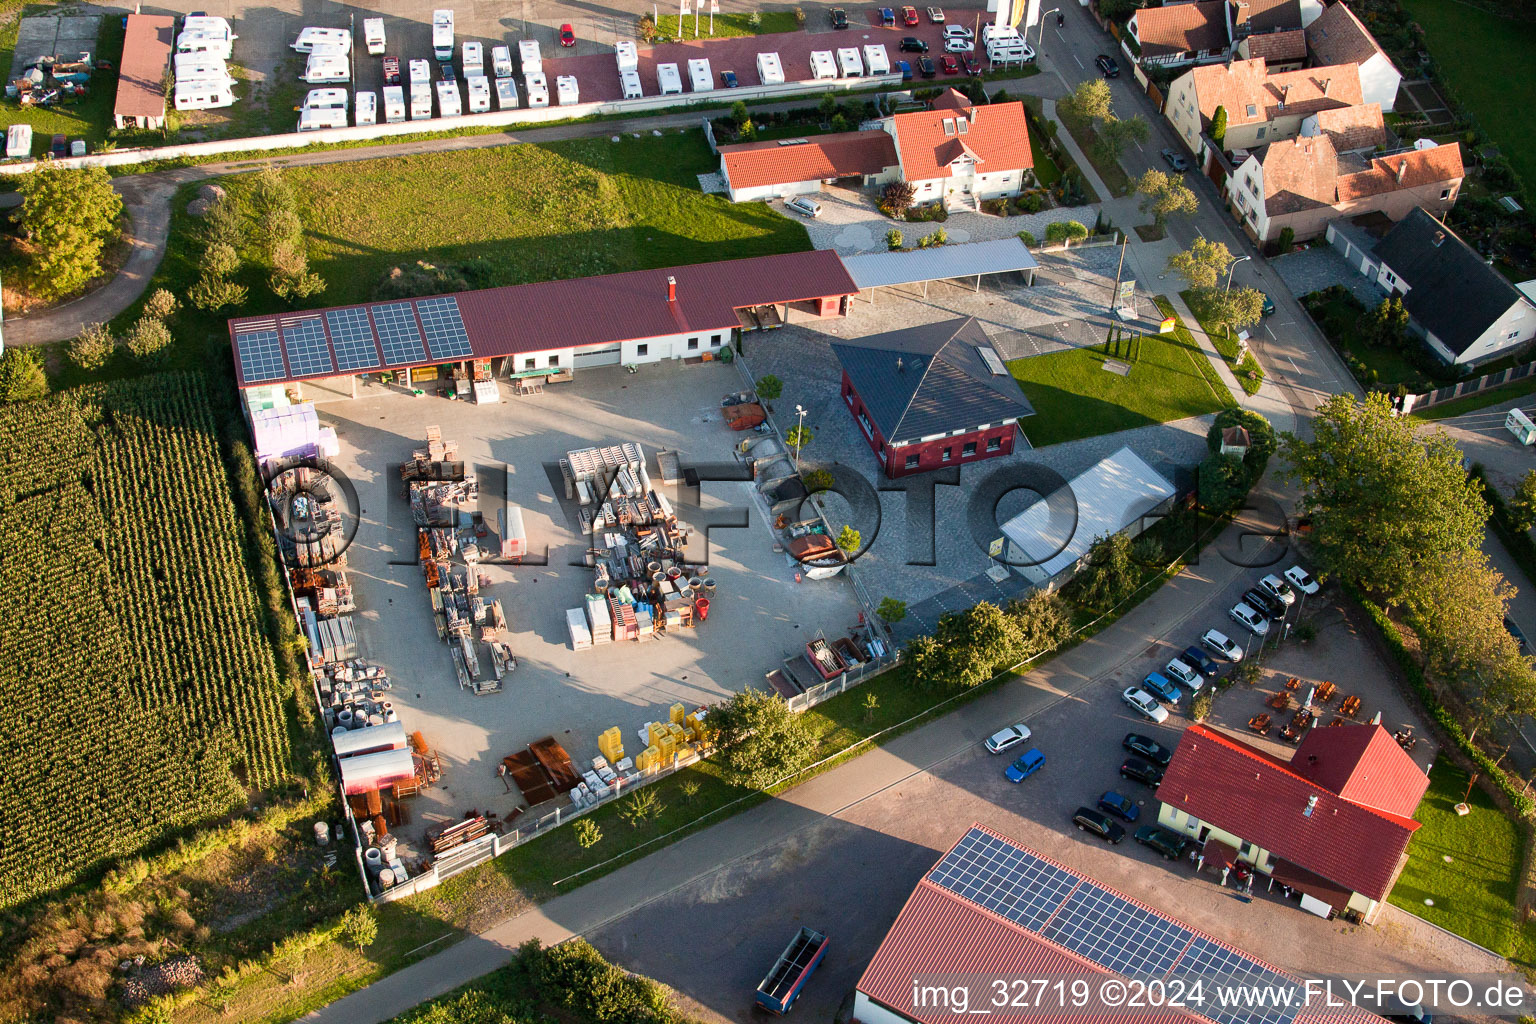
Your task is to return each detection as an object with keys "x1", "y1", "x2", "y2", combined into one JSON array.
[
  {"x1": 559, "y1": 23, "x2": 575, "y2": 46},
  {"x1": 940, "y1": 53, "x2": 960, "y2": 74},
  {"x1": 963, "y1": 54, "x2": 981, "y2": 75},
  {"x1": 902, "y1": 5, "x2": 919, "y2": 25}
]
